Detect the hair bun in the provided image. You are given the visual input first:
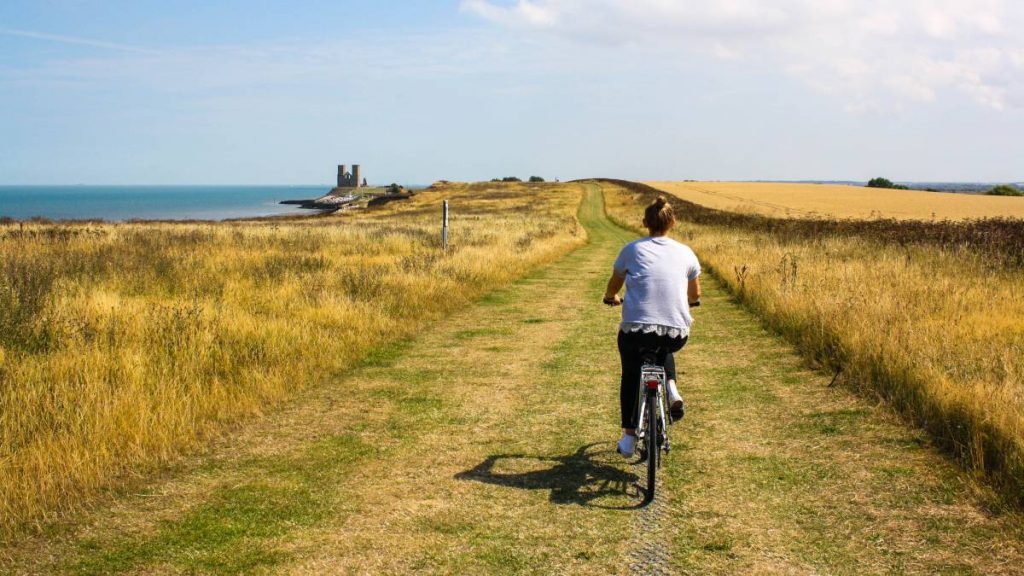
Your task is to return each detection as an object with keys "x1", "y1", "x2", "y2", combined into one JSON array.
[{"x1": 644, "y1": 194, "x2": 676, "y2": 234}]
